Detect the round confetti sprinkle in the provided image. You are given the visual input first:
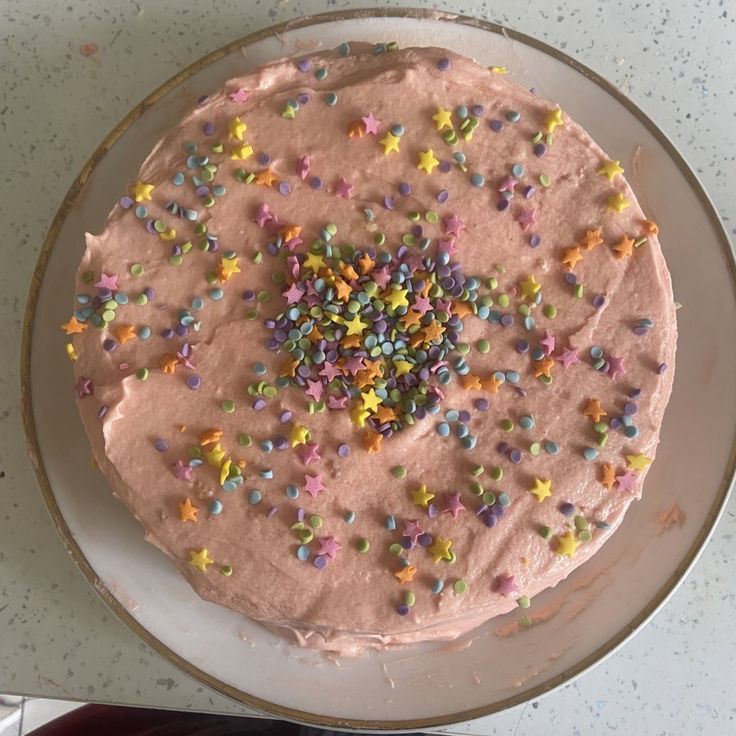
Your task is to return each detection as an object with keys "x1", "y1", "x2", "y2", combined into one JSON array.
[
  {"x1": 248, "y1": 489, "x2": 262, "y2": 505},
  {"x1": 454, "y1": 579, "x2": 468, "y2": 594}
]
